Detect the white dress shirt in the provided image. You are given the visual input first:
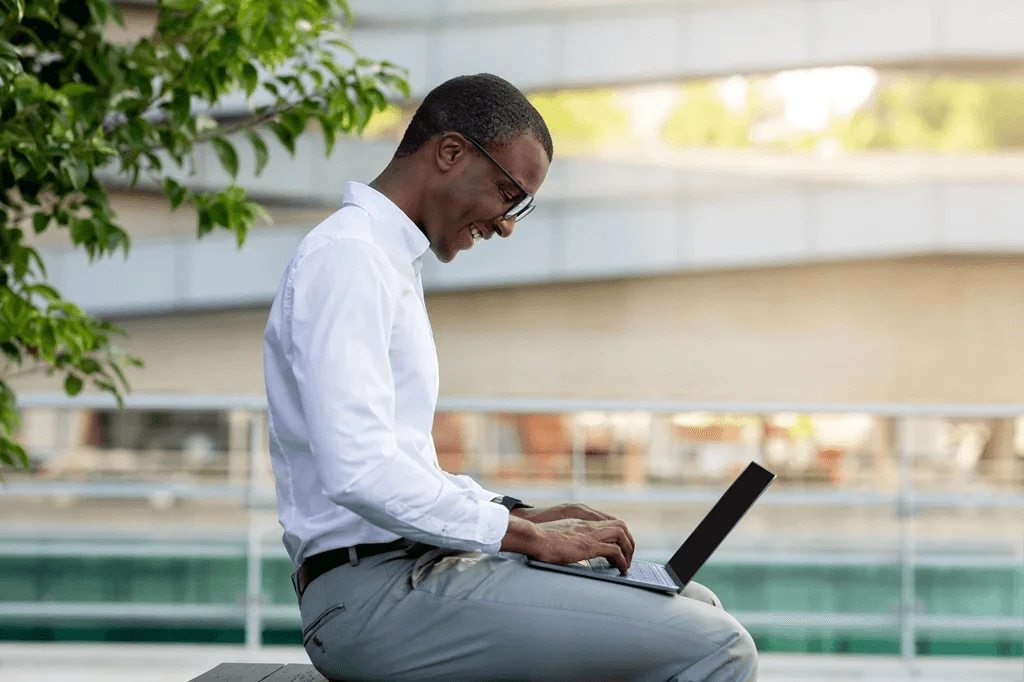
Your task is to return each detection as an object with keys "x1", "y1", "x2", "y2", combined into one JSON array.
[{"x1": 263, "y1": 181, "x2": 510, "y2": 567}]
